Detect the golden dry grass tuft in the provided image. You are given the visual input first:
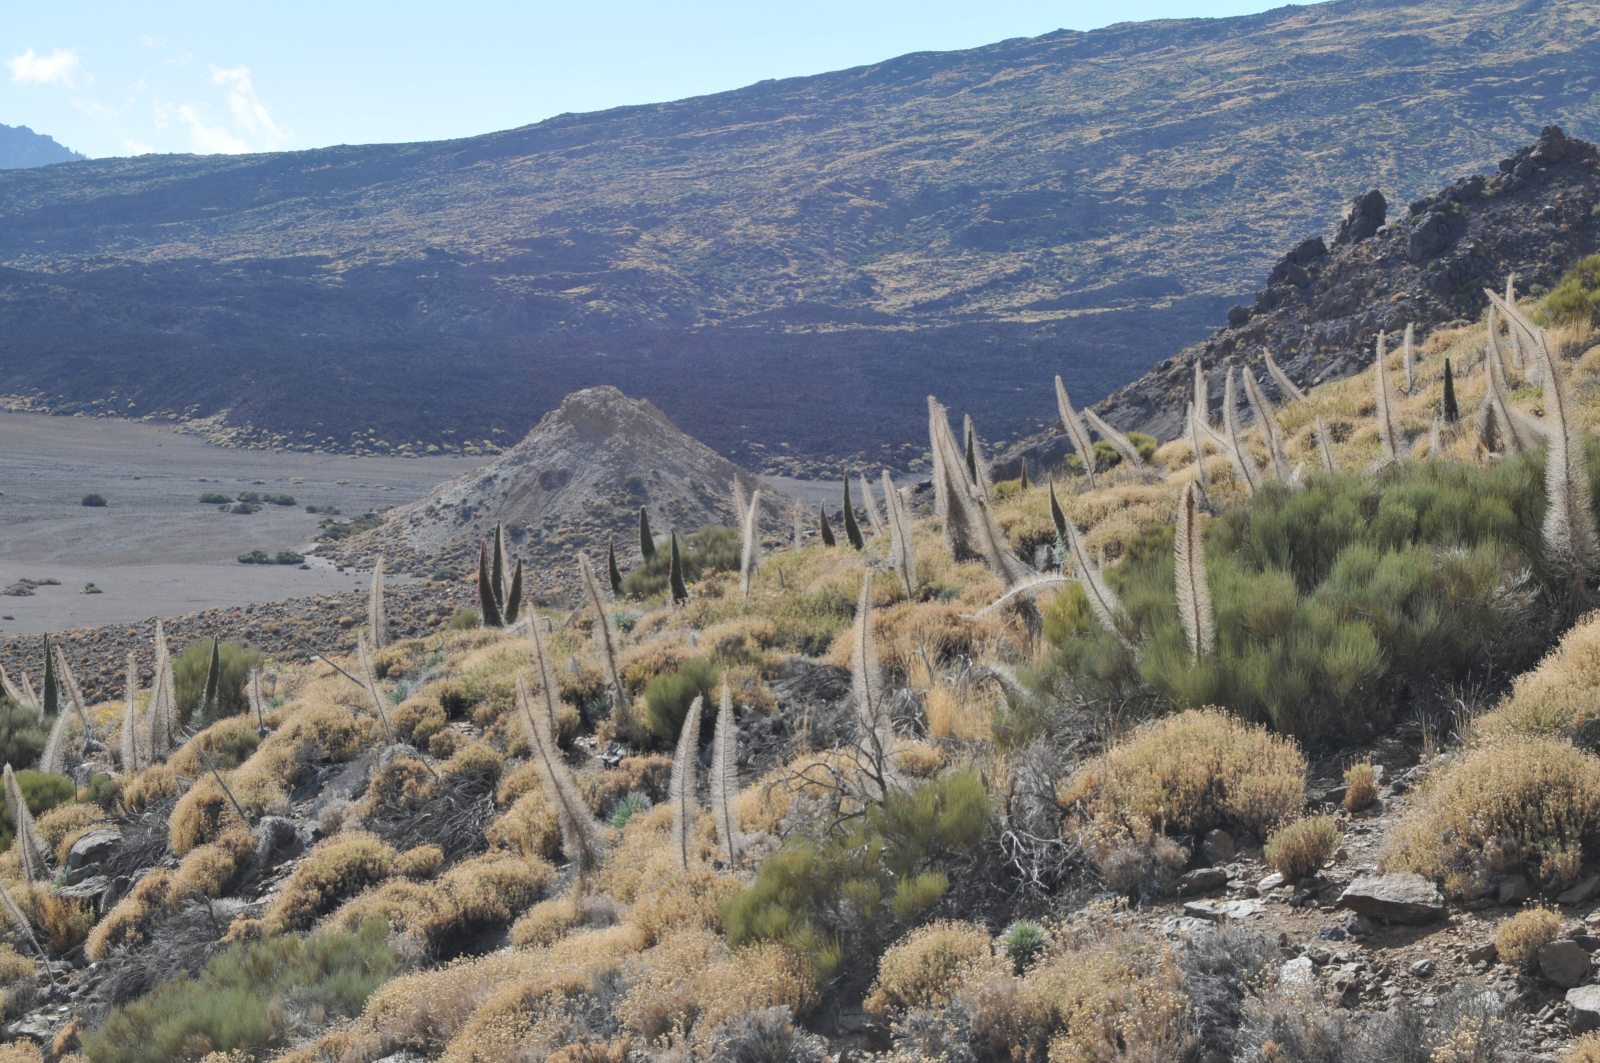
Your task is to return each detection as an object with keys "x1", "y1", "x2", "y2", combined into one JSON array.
[
  {"x1": 865, "y1": 920, "x2": 1000, "y2": 1017},
  {"x1": 1342, "y1": 762, "x2": 1379, "y2": 813},
  {"x1": 395, "y1": 844, "x2": 446, "y2": 880},
  {"x1": 1263, "y1": 815, "x2": 1340, "y2": 880},
  {"x1": 264, "y1": 832, "x2": 397, "y2": 933},
  {"x1": 1565, "y1": 1031, "x2": 1600, "y2": 1062},
  {"x1": 87, "y1": 870, "x2": 180, "y2": 961},
  {"x1": 1059, "y1": 708, "x2": 1305, "y2": 887},
  {"x1": 1478, "y1": 610, "x2": 1600, "y2": 745},
  {"x1": 1384, "y1": 736, "x2": 1600, "y2": 899},
  {"x1": 1493, "y1": 905, "x2": 1562, "y2": 971}
]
